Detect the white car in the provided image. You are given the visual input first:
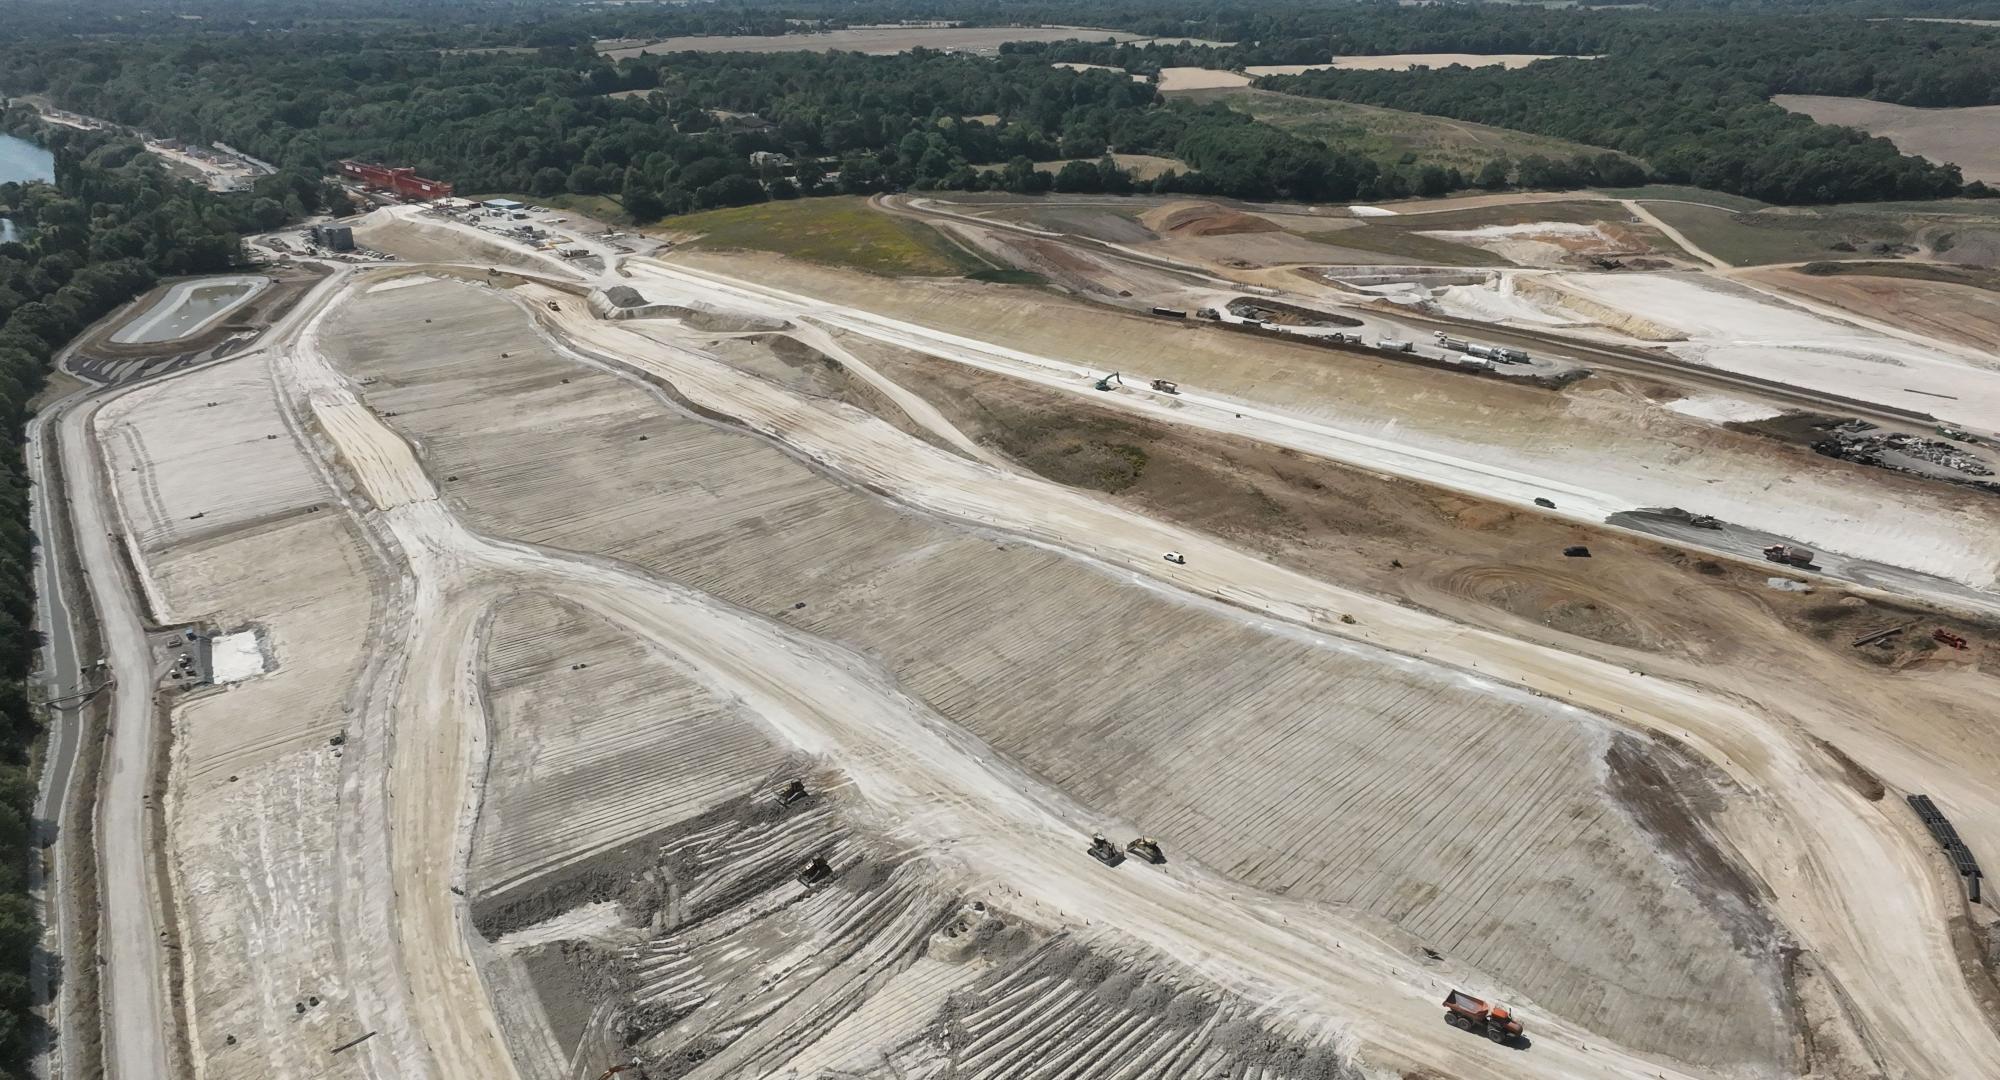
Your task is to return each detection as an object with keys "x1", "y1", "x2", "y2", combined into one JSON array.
[{"x1": 1163, "y1": 552, "x2": 1186, "y2": 565}]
